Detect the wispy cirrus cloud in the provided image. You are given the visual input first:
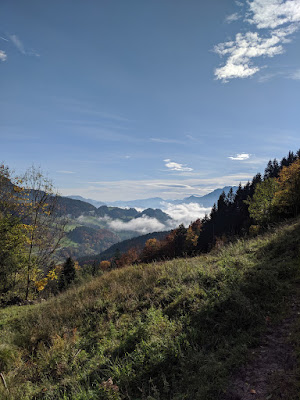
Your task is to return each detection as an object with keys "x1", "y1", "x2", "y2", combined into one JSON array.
[
  {"x1": 290, "y1": 69, "x2": 300, "y2": 80},
  {"x1": 0, "y1": 50, "x2": 7, "y2": 61},
  {"x1": 228, "y1": 153, "x2": 250, "y2": 161},
  {"x1": 57, "y1": 170, "x2": 75, "y2": 174},
  {"x1": 164, "y1": 159, "x2": 193, "y2": 172},
  {"x1": 0, "y1": 35, "x2": 8, "y2": 60},
  {"x1": 9, "y1": 34, "x2": 39, "y2": 57},
  {"x1": 150, "y1": 138, "x2": 185, "y2": 144},
  {"x1": 10, "y1": 34, "x2": 25, "y2": 54},
  {"x1": 225, "y1": 13, "x2": 242, "y2": 23},
  {"x1": 215, "y1": 0, "x2": 300, "y2": 81}
]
